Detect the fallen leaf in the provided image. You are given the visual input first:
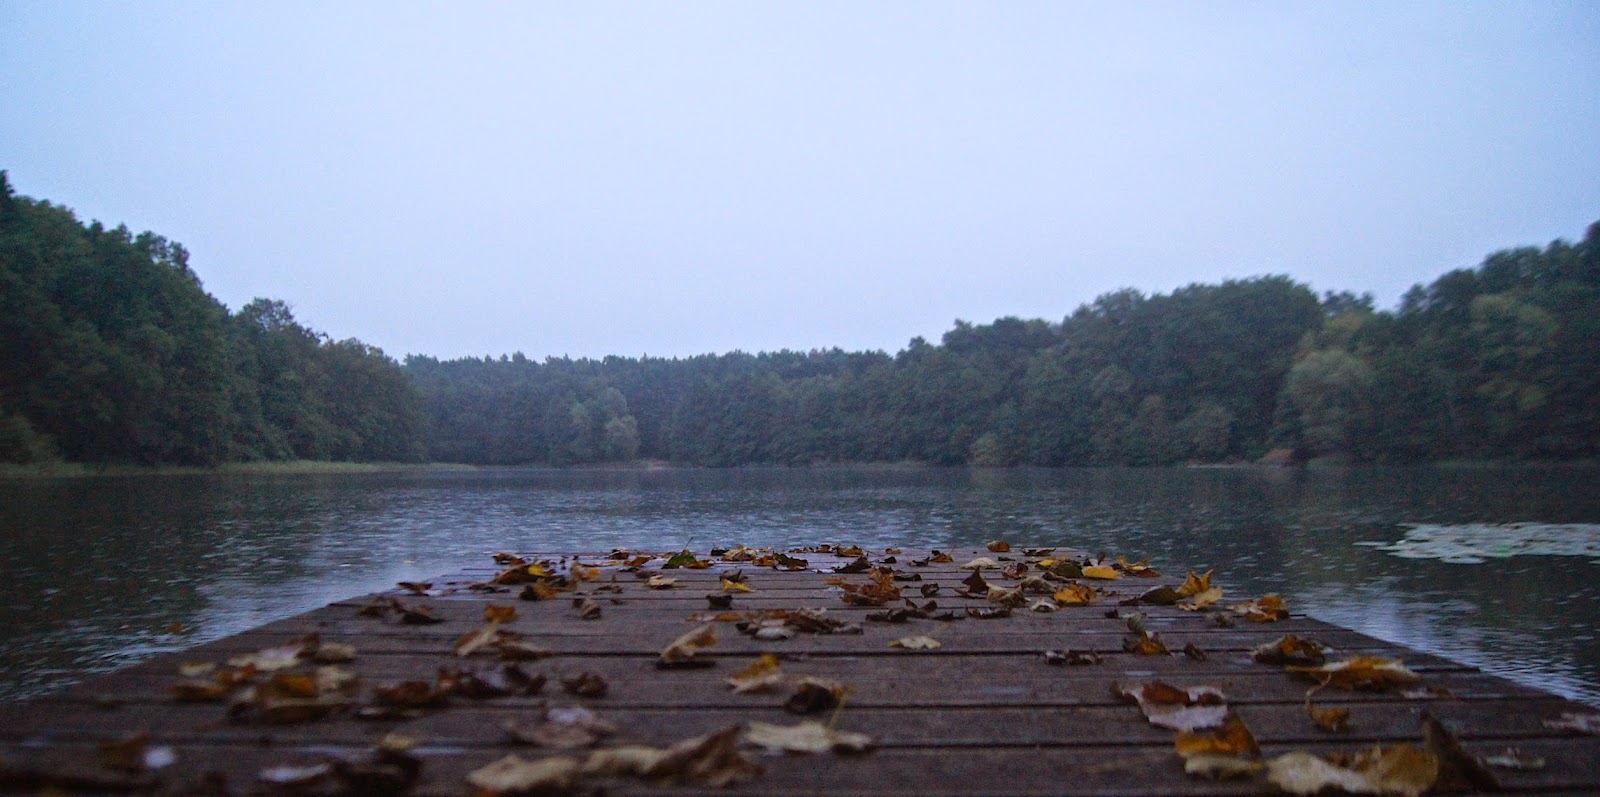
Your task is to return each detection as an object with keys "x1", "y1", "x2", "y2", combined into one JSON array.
[
  {"x1": 576, "y1": 598, "x2": 603, "y2": 620},
  {"x1": 745, "y1": 720, "x2": 874, "y2": 754},
  {"x1": 570, "y1": 563, "x2": 601, "y2": 581},
  {"x1": 660, "y1": 624, "x2": 718, "y2": 666},
  {"x1": 721, "y1": 578, "x2": 753, "y2": 593},
  {"x1": 986, "y1": 540, "x2": 1011, "y2": 552},
  {"x1": 647, "y1": 575, "x2": 679, "y2": 590},
  {"x1": 1174, "y1": 712, "x2": 1260, "y2": 758},
  {"x1": 1230, "y1": 594, "x2": 1289, "y2": 622},
  {"x1": 1053, "y1": 582, "x2": 1096, "y2": 606},
  {"x1": 227, "y1": 641, "x2": 307, "y2": 671},
  {"x1": 520, "y1": 582, "x2": 560, "y2": 601},
  {"x1": 664, "y1": 550, "x2": 712, "y2": 569},
  {"x1": 562, "y1": 671, "x2": 609, "y2": 698},
  {"x1": 1307, "y1": 702, "x2": 1351, "y2": 732},
  {"x1": 960, "y1": 557, "x2": 1000, "y2": 570},
  {"x1": 1267, "y1": 745, "x2": 1439, "y2": 797},
  {"x1": 1043, "y1": 649, "x2": 1103, "y2": 666},
  {"x1": 1115, "y1": 681, "x2": 1228, "y2": 732},
  {"x1": 1082, "y1": 564, "x2": 1120, "y2": 580},
  {"x1": 725, "y1": 655, "x2": 784, "y2": 693},
  {"x1": 1029, "y1": 598, "x2": 1060, "y2": 613},
  {"x1": 1252, "y1": 635, "x2": 1328, "y2": 667},
  {"x1": 484, "y1": 604, "x2": 517, "y2": 623},
  {"x1": 1421, "y1": 711, "x2": 1501, "y2": 793},
  {"x1": 785, "y1": 677, "x2": 847, "y2": 714},
  {"x1": 1178, "y1": 586, "x2": 1224, "y2": 611},
  {"x1": 466, "y1": 754, "x2": 580, "y2": 794},
  {"x1": 454, "y1": 622, "x2": 510, "y2": 657},
  {"x1": 1176, "y1": 569, "x2": 1214, "y2": 597},
  {"x1": 889, "y1": 636, "x2": 941, "y2": 651},
  {"x1": 1182, "y1": 642, "x2": 1208, "y2": 661},
  {"x1": 1136, "y1": 585, "x2": 1182, "y2": 605},
  {"x1": 833, "y1": 555, "x2": 872, "y2": 573},
  {"x1": 1123, "y1": 631, "x2": 1171, "y2": 656},
  {"x1": 1288, "y1": 657, "x2": 1422, "y2": 691}
]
